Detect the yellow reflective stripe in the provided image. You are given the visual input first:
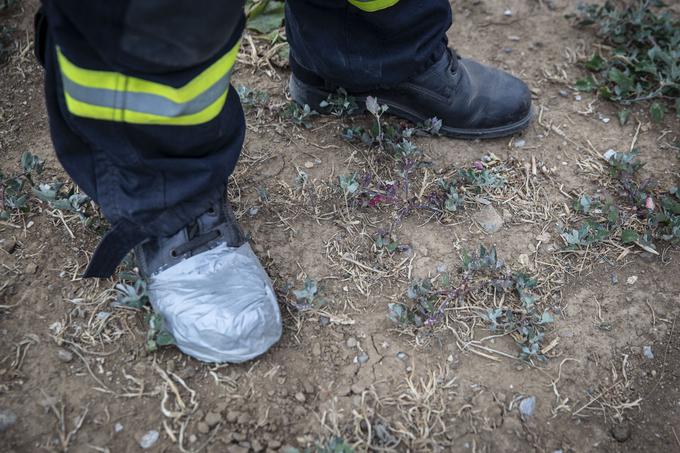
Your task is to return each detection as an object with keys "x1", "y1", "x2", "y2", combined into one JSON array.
[
  {"x1": 56, "y1": 40, "x2": 240, "y2": 104},
  {"x1": 348, "y1": 0, "x2": 399, "y2": 12},
  {"x1": 63, "y1": 90, "x2": 229, "y2": 126}
]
